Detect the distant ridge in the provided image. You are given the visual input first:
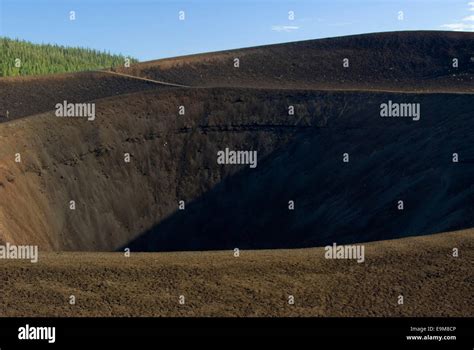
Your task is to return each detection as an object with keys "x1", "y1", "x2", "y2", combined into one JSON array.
[{"x1": 114, "y1": 31, "x2": 474, "y2": 92}]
